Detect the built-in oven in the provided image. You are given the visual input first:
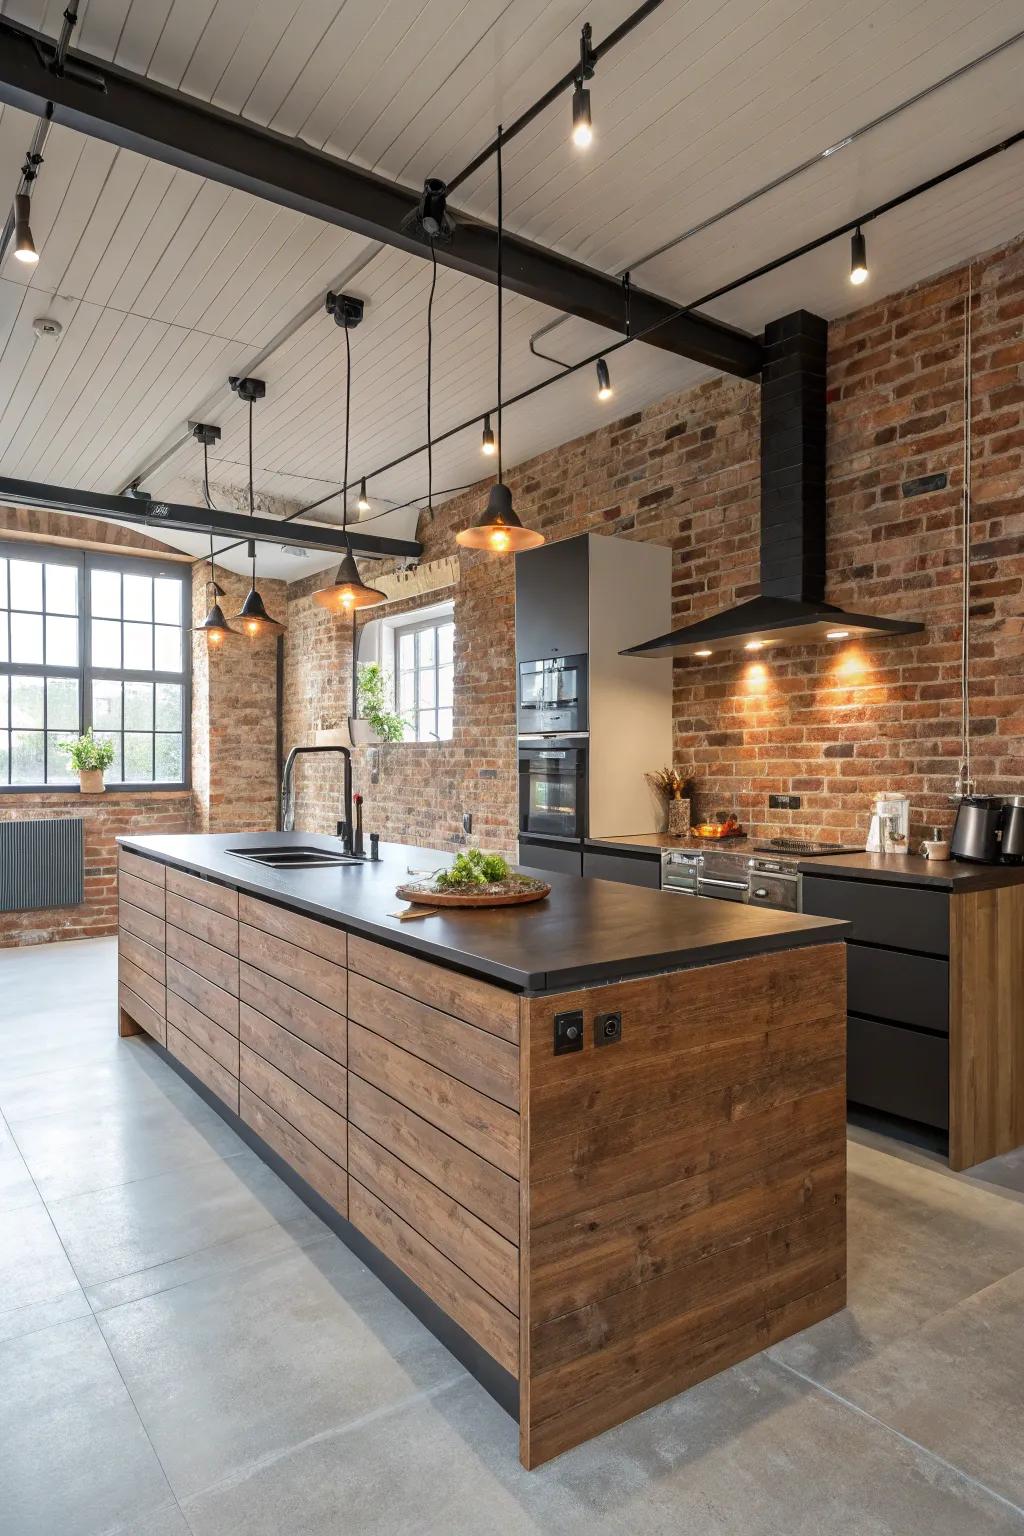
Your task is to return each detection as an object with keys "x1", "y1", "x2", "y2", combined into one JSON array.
[
  {"x1": 697, "y1": 850, "x2": 749, "y2": 902},
  {"x1": 518, "y1": 741, "x2": 587, "y2": 840},
  {"x1": 517, "y1": 654, "x2": 587, "y2": 737}
]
